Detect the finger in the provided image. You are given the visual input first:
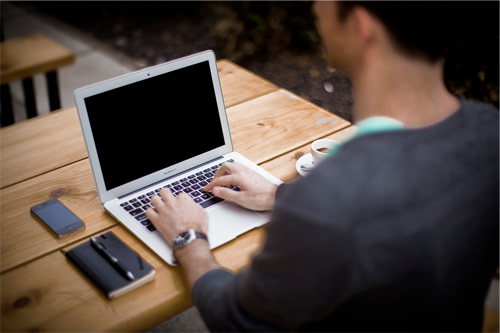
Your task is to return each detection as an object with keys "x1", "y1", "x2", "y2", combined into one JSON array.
[
  {"x1": 212, "y1": 186, "x2": 240, "y2": 202},
  {"x1": 204, "y1": 174, "x2": 237, "y2": 192},
  {"x1": 145, "y1": 206, "x2": 159, "y2": 221},
  {"x1": 149, "y1": 195, "x2": 166, "y2": 213},
  {"x1": 159, "y1": 188, "x2": 176, "y2": 206},
  {"x1": 212, "y1": 161, "x2": 236, "y2": 178},
  {"x1": 159, "y1": 187, "x2": 173, "y2": 199}
]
